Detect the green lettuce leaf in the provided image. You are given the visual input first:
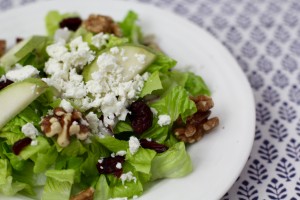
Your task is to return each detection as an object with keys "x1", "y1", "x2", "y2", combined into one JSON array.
[
  {"x1": 146, "y1": 53, "x2": 177, "y2": 73},
  {"x1": 150, "y1": 142, "x2": 192, "y2": 180},
  {"x1": 106, "y1": 35, "x2": 129, "y2": 48},
  {"x1": 113, "y1": 121, "x2": 133, "y2": 134},
  {"x1": 150, "y1": 86, "x2": 197, "y2": 122},
  {"x1": 140, "y1": 71, "x2": 163, "y2": 97},
  {"x1": 94, "y1": 175, "x2": 110, "y2": 200},
  {"x1": 42, "y1": 169, "x2": 75, "y2": 200},
  {"x1": 45, "y1": 11, "x2": 79, "y2": 36},
  {"x1": 119, "y1": 11, "x2": 143, "y2": 44},
  {"x1": 126, "y1": 148, "x2": 156, "y2": 174},
  {"x1": 19, "y1": 136, "x2": 51, "y2": 160},
  {"x1": 60, "y1": 139, "x2": 86, "y2": 157},
  {"x1": 96, "y1": 136, "x2": 128, "y2": 152},
  {"x1": 33, "y1": 145, "x2": 58, "y2": 173}
]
